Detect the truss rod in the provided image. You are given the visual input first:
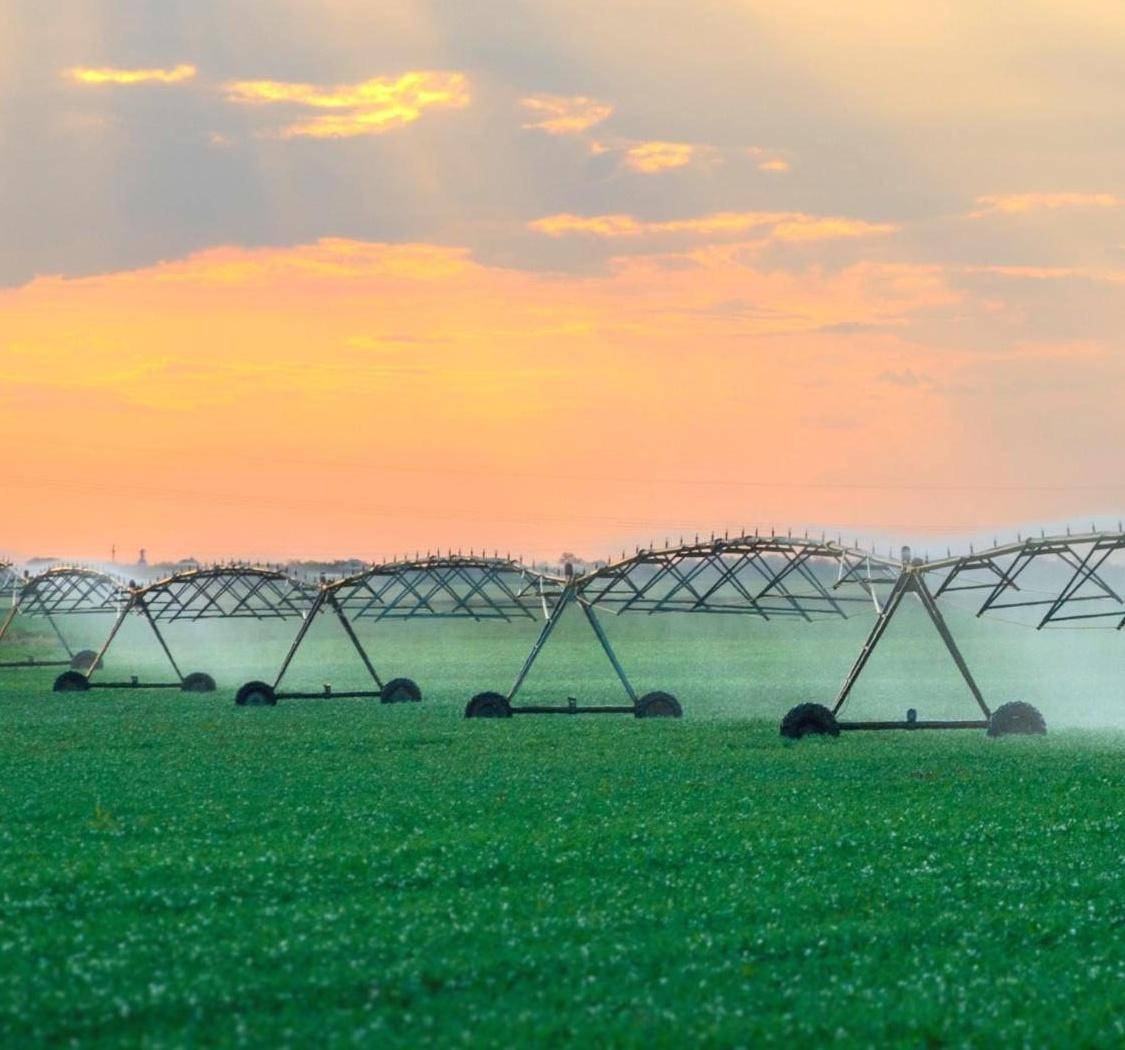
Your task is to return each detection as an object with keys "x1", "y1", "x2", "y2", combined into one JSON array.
[
  {"x1": 326, "y1": 592, "x2": 383, "y2": 687},
  {"x1": 136, "y1": 596, "x2": 185, "y2": 682},
  {"x1": 507, "y1": 587, "x2": 573, "y2": 702},
  {"x1": 273, "y1": 593, "x2": 328, "y2": 691},
  {"x1": 579, "y1": 599, "x2": 637, "y2": 703},
  {"x1": 41, "y1": 610, "x2": 75, "y2": 660}
]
